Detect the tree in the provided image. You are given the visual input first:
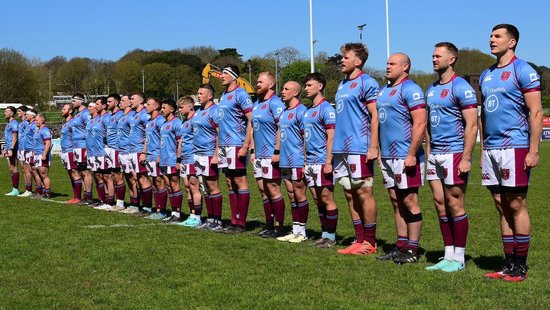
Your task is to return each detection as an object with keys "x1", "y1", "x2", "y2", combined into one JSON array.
[
  {"x1": 179, "y1": 46, "x2": 219, "y2": 64},
  {"x1": 54, "y1": 57, "x2": 92, "y2": 94},
  {"x1": 454, "y1": 48, "x2": 495, "y2": 76},
  {"x1": 143, "y1": 50, "x2": 202, "y2": 73},
  {"x1": 143, "y1": 63, "x2": 173, "y2": 97},
  {"x1": 280, "y1": 61, "x2": 312, "y2": 85},
  {"x1": 168, "y1": 64, "x2": 201, "y2": 99},
  {"x1": 266, "y1": 47, "x2": 303, "y2": 68},
  {"x1": 0, "y1": 48, "x2": 42, "y2": 104},
  {"x1": 113, "y1": 60, "x2": 142, "y2": 94}
]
